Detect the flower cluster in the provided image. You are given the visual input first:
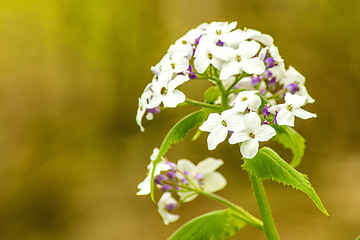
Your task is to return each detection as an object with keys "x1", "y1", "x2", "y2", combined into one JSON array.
[
  {"x1": 137, "y1": 148, "x2": 226, "y2": 225},
  {"x1": 136, "y1": 21, "x2": 316, "y2": 159}
]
